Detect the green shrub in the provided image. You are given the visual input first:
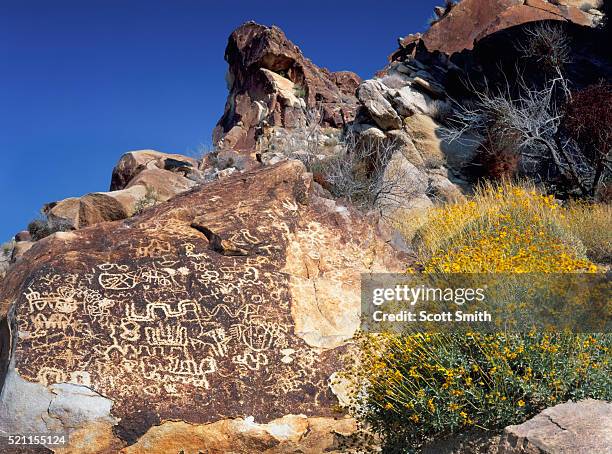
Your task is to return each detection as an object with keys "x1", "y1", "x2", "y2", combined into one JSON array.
[
  {"x1": 346, "y1": 331, "x2": 611, "y2": 452},
  {"x1": 133, "y1": 187, "x2": 161, "y2": 215},
  {"x1": 27, "y1": 217, "x2": 73, "y2": 241}
]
